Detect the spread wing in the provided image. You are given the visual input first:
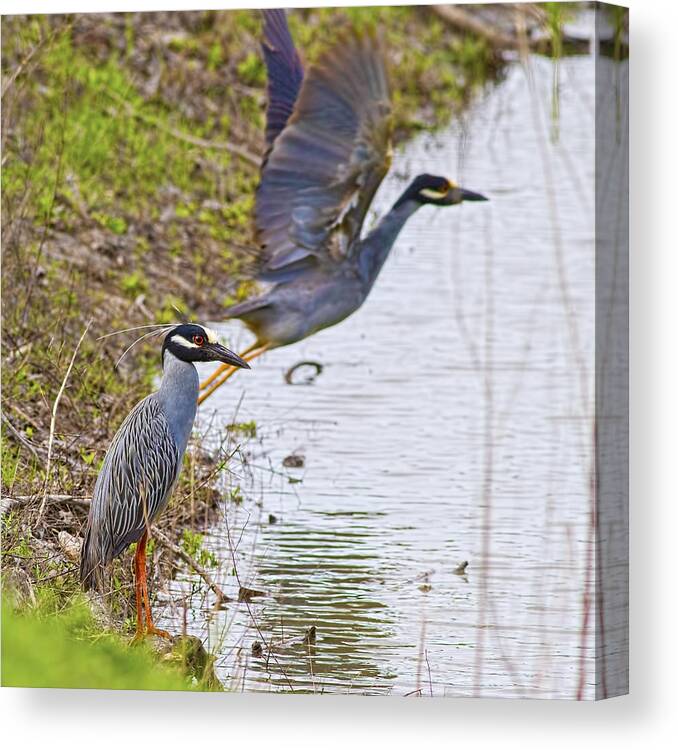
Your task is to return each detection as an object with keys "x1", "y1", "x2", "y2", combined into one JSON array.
[
  {"x1": 81, "y1": 395, "x2": 181, "y2": 587},
  {"x1": 261, "y1": 9, "x2": 304, "y2": 150},
  {"x1": 255, "y1": 28, "x2": 392, "y2": 278}
]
